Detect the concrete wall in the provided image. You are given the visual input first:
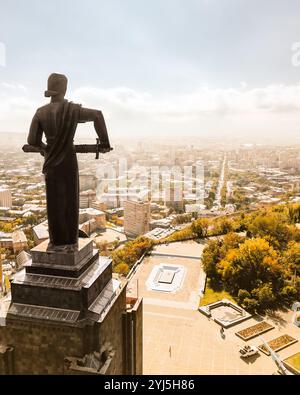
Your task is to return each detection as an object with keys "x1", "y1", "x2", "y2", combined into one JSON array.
[
  {"x1": 122, "y1": 297, "x2": 143, "y2": 375},
  {"x1": 98, "y1": 286, "x2": 127, "y2": 375},
  {"x1": 0, "y1": 318, "x2": 84, "y2": 374},
  {"x1": 0, "y1": 284, "x2": 143, "y2": 375}
]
